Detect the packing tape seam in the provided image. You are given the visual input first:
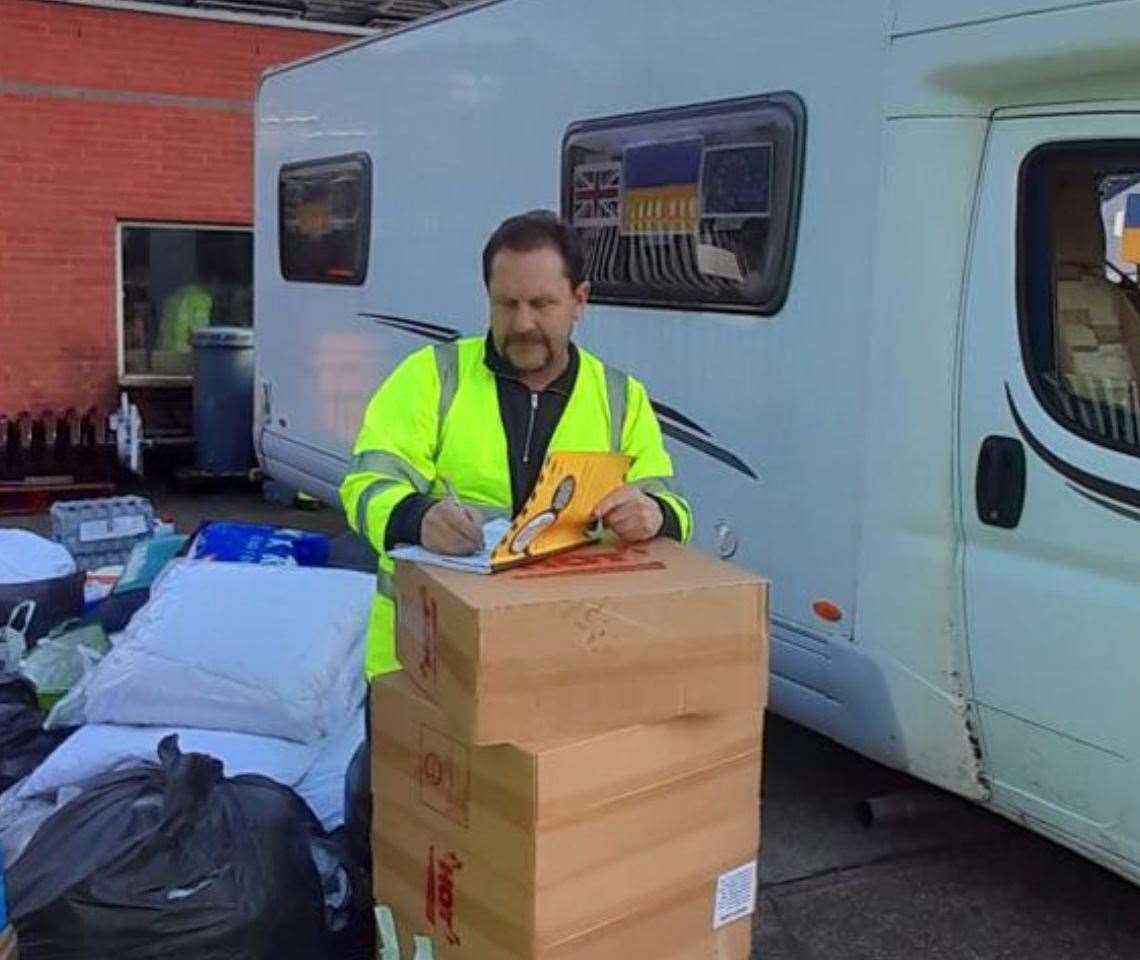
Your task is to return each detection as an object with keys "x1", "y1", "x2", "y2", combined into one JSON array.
[{"x1": 536, "y1": 747, "x2": 761, "y2": 827}]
